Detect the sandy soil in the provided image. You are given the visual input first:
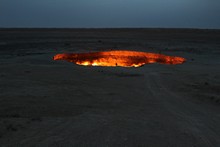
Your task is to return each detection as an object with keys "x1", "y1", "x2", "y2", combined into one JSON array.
[{"x1": 0, "y1": 28, "x2": 220, "y2": 146}]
